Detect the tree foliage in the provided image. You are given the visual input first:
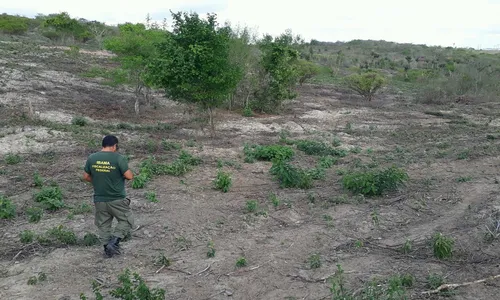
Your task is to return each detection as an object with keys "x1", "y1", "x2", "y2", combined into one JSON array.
[
  {"x1": 345, "y1": 72, "x2": 386, "y2": 101},
  {"x1": 147, "y1": 11, "x2": 241, "y2": 132},
  {"x1": 42, "y1": 12, "x2": 92, "y2": 42},
  {"x1": 0, "y1": 14, "x2": 29, "y2": 35}
]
